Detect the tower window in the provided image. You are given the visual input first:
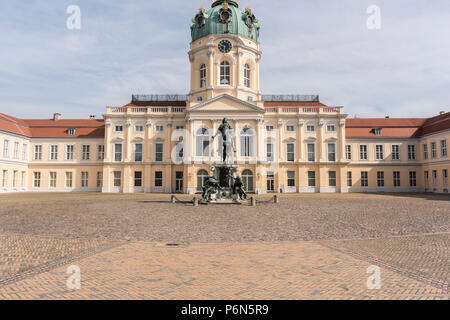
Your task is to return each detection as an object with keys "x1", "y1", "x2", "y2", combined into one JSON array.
[
  {"x1": 220, "y1": 61, "x2": 230, "y2": 85},
  {"x1": 200, "y1": 64, "x2": 206, "y2": 88},
  {"x1": 244, "y1": 64, "x2": 251, "y2": 88}
]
